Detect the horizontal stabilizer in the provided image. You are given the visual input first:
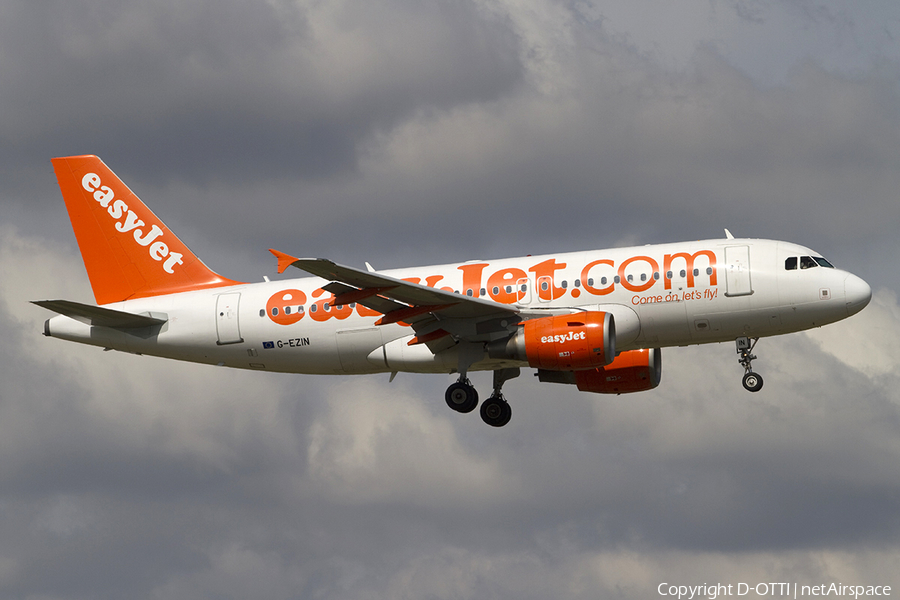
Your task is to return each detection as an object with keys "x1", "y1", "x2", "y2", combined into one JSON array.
[{"x1": 32, "y1": 300, "x2": 167, "y2": 329}]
